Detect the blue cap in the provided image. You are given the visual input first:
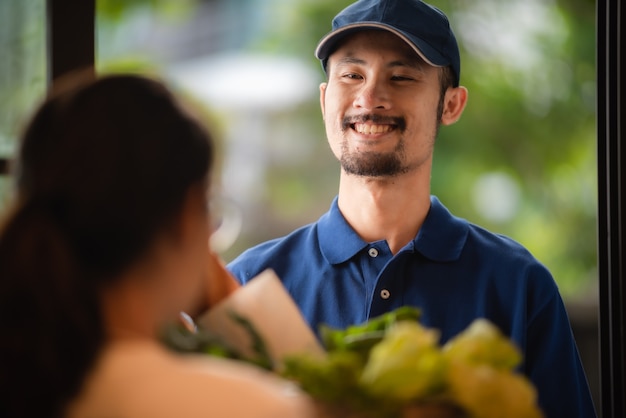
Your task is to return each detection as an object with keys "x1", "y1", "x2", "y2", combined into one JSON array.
[{"x1": 315, "y1": 0, "x2": 461, "y2": 86}]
